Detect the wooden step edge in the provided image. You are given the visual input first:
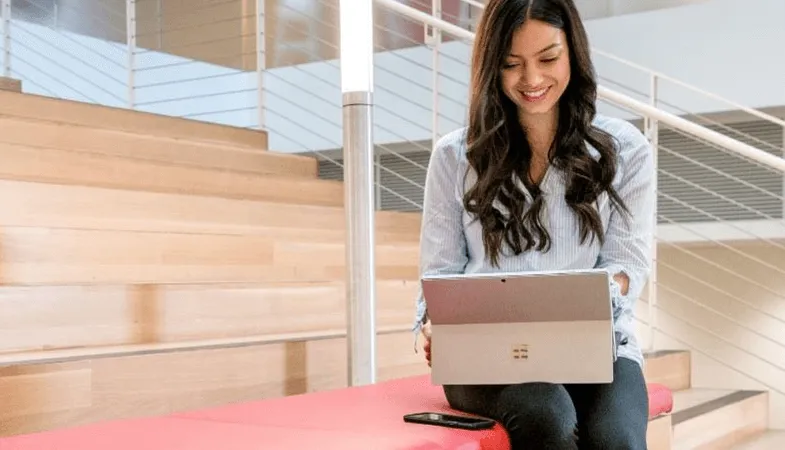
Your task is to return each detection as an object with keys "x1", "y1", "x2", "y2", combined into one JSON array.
[
  {"x1": 0, "y1": 90, "x2": 267, "y2": 149},
  {"x1": 0, "y1": 77, "x2": 22, "y2": 93},
  {"x1": 0, "y1": 139, "x2": 318, "y2": 181},
  {"x1": 0, "y1": 325, "x2": 414, "y2": 368},
  {"x1": 672, "y1": 390, "x2": 766, "y2": 426},
  {"x1": 643, "y1": 349, "x2": 691, "y2": 391},
  {"x1": 644, "y1": 349, "x2": 689, "y2": 359},
  {"x1": 672, "y1": 390, "x2": 769, "y2": 449}
]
